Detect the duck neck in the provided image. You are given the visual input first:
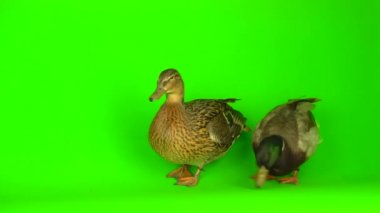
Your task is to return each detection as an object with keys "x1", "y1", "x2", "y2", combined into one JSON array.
[
  {"x1": 256, "y1": 135, "x2": 284, "y2": 169},
  {"x1": 166, "y1": 93, "x2": 184, "y2": 104},
  {"x1": 165, "y1": 85, "x2": 184, "y2": 104}
]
